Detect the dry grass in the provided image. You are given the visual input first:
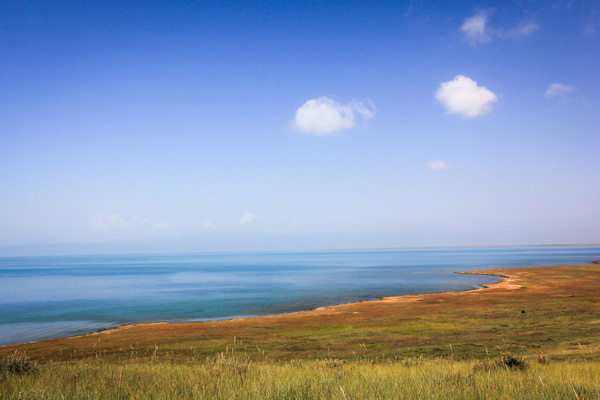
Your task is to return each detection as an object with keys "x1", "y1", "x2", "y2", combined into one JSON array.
[{"x1": 1, "y1": 354, "x2": 599, "y2": 399}]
